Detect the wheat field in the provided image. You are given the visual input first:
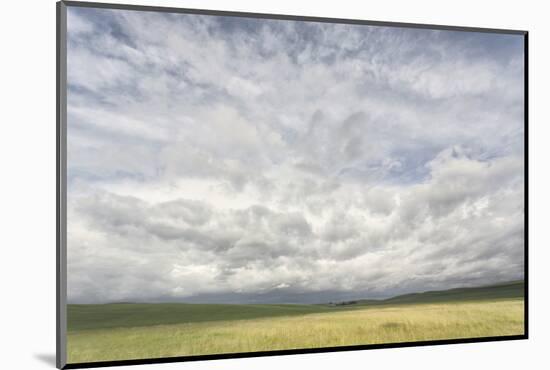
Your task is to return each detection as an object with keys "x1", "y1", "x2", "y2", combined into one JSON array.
[{"x1": 67, "y1": 299, "x2": 524, "y2": 363}]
